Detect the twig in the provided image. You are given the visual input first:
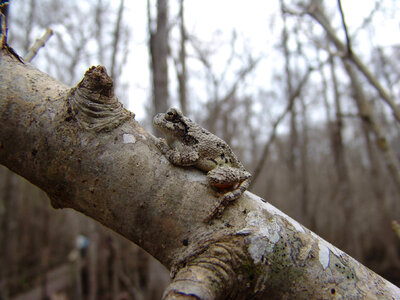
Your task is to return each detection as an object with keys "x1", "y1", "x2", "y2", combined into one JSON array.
[
  {"x1": 337, "y1": 0, "x2": 352, "y2": 56},
  {"x1": 24, "y1": 28, "x2": 53, "y2": 62}
]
